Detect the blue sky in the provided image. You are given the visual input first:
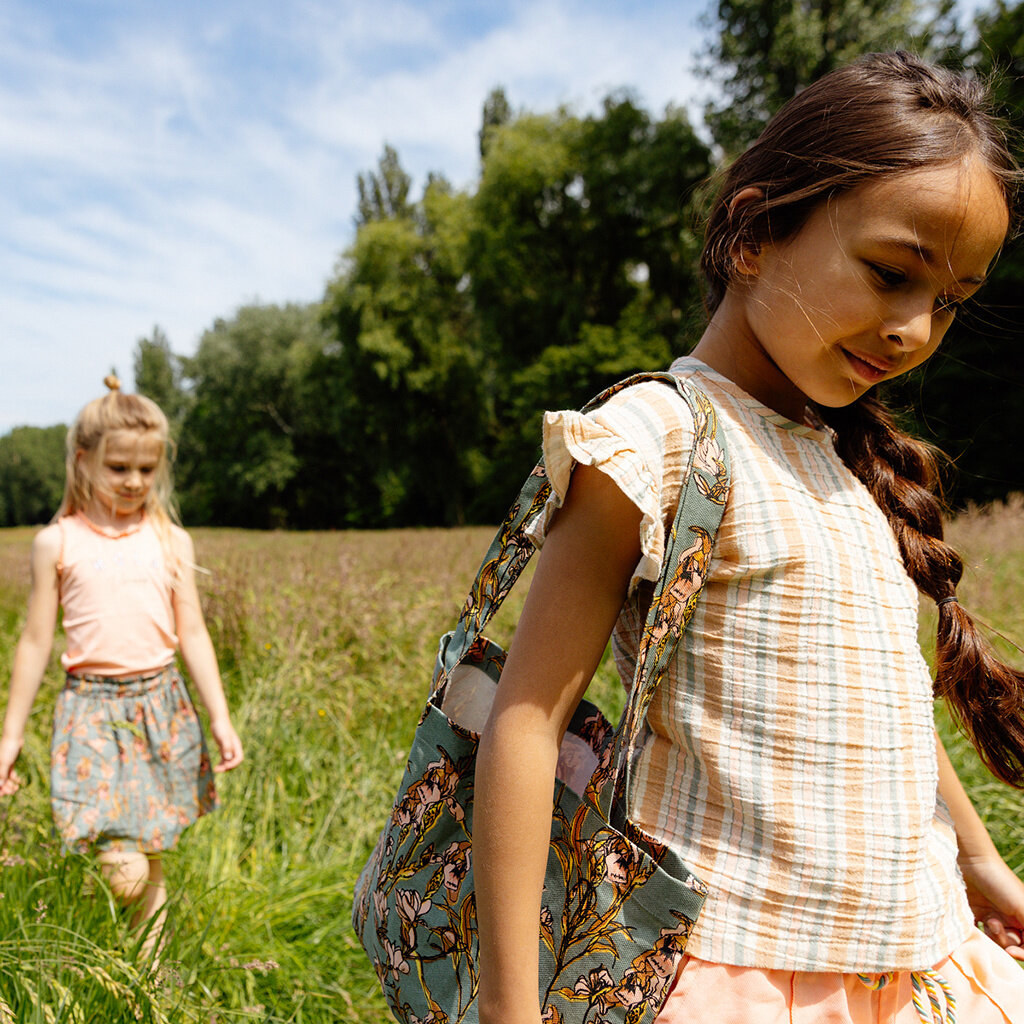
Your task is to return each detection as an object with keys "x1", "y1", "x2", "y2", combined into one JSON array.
[
  {"x1": 1, "y1": 0, "x2": 713, "y2": 432},
  {"x1": 4, "y1": 1, "x2": 988, "y2": 434}
]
